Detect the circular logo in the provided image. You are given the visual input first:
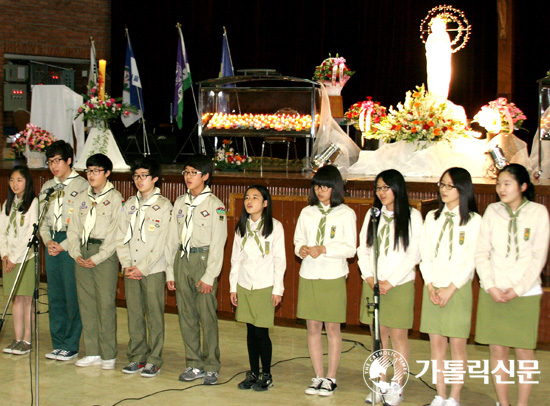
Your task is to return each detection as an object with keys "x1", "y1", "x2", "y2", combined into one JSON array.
[{"x1": 363, "y1": 349, "x2": 410, "y2": 392}]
